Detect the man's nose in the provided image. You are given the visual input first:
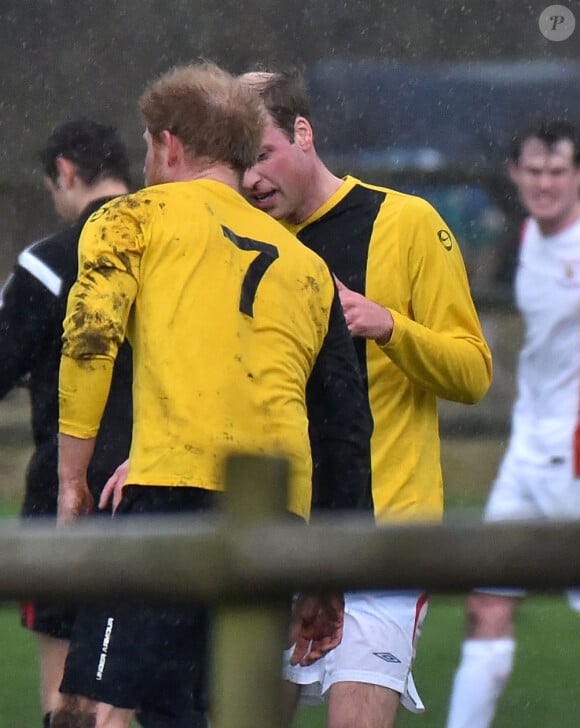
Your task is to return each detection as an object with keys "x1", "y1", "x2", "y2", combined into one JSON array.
[
  {"x1": 537, "y1": 170, "x2": 554, "y2": 188},
  {"x1": 242, "y1": 167, "x2": 260, "y2": 190}
]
